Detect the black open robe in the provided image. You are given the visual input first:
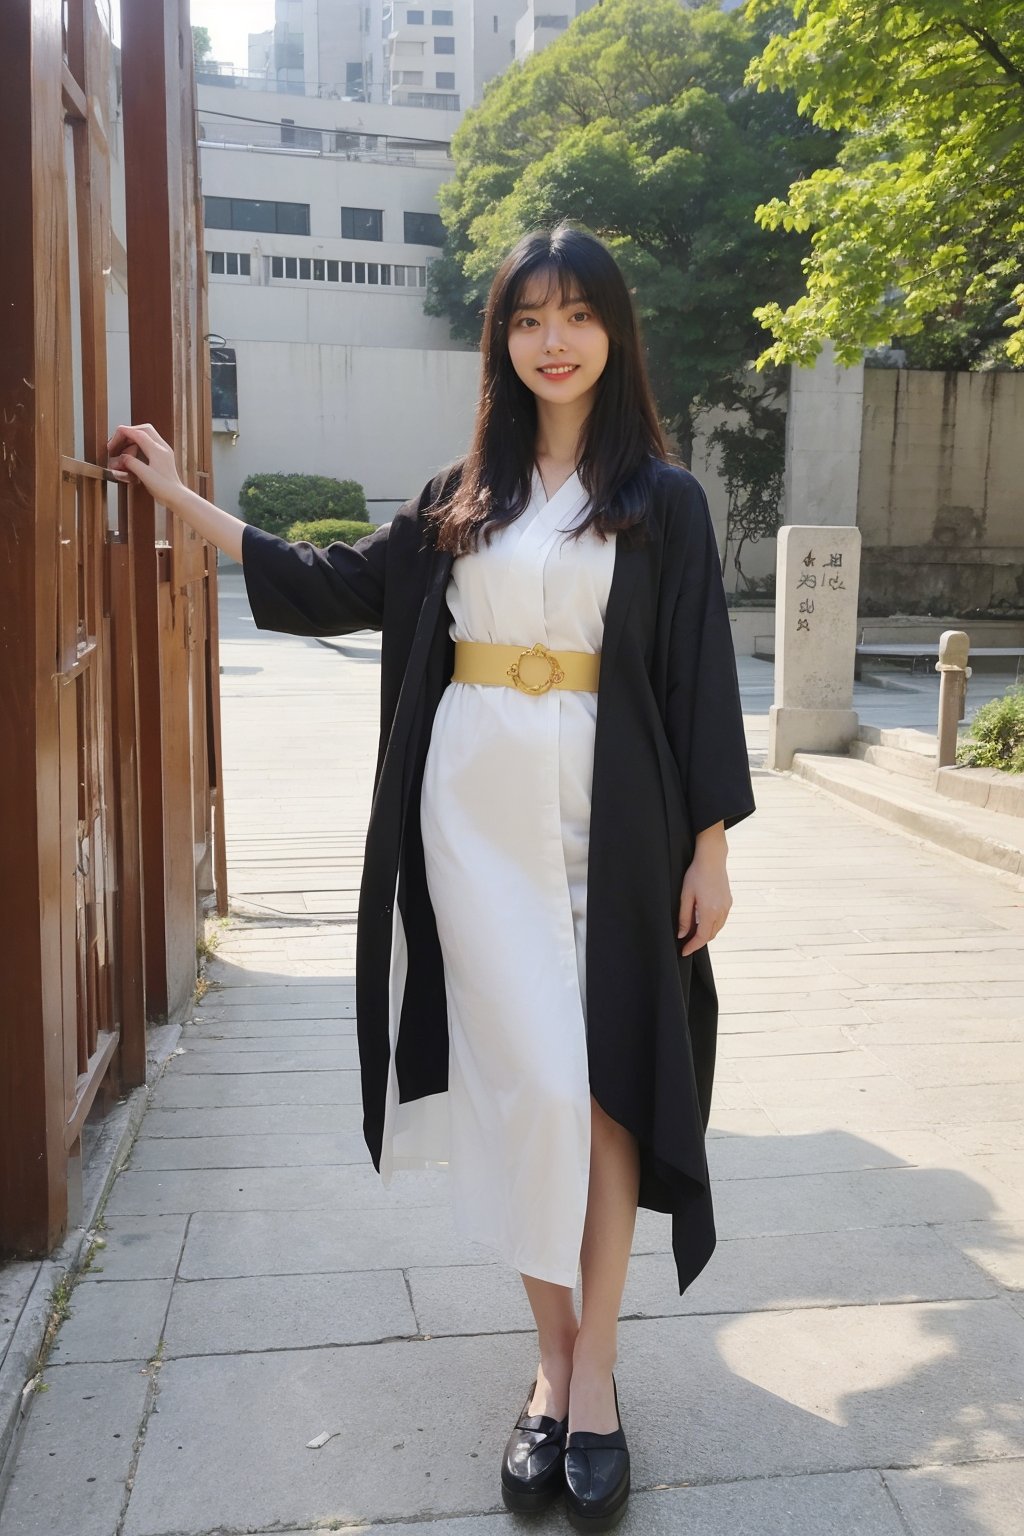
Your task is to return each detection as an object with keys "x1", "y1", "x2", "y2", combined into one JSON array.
[{"x1": 241, "y1": 455, "x2": 756, "y2": 1295}]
